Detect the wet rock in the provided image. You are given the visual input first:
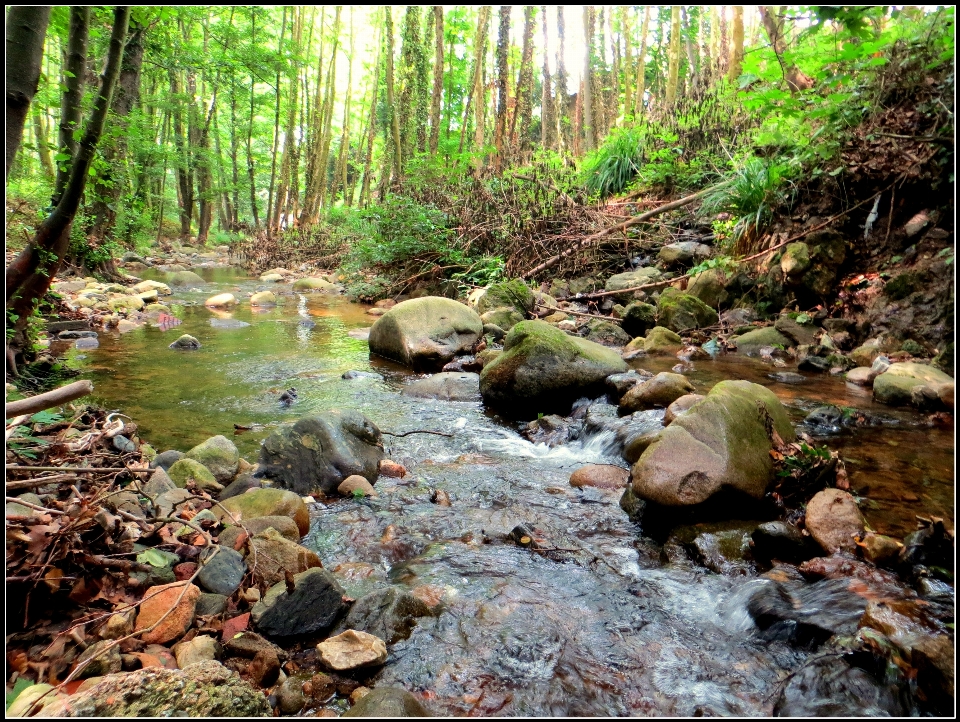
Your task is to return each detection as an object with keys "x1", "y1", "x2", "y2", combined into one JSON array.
[
  {"x1": 850, "y1": 340, "x2": 883, "y2": 367},
  {"x1": 619, "y1": 372, "x2": 695, "y2": 413},
  {"x1": 803, "y1": 405, "x2": 843, "y2": 433},
  {"x1": 480, "y1": 307, "x2": 524, "y2": 331},
  {"x1": 342, "y1": 370, "x2": 383, "y2": 380},
  {"x1": 222, "y1": 630, "x2": 285, "y2": 660},
  {"x1": 218, "y1": 473, "x2": 261, "y2": 501},
  {"x1": 249, "y1": 291, "x2": 276, "y2": 307},
  {"x1": 317, "y1": 630, "x2": 387, "y2": 671},
  {"x1": 169, "y1": 334, "x2": 201, "y2": 350},
  {"x1": 277, "y1": 674, "x2": 309, "y2": 715},
  {"x1": 874, "y1": 362, "x2": 954, "y2": 407},
  {"x1": 804, "y1": 489, "x2": 864, "y2": 554},
  {"x1": 185, "y1": 435, "x2": 240, "y2": 484},
  {"x1": 401, "y1": 372, "x2": 480, "y2": 401},
  {"x1": 798, "y1": 553, "x2": 906, "y2": 595},
  {"x1": 248, "y1": 648, "x2": 281, "y2": 687},
  {"x1": 471, "y1": 279, "x2": 535, "y2": 316},
  {"x1": 293, "y1": 277, "x2": 338, "y2": 292},
  {"x1": 798, "y1": 355, "x2": 832, "y2": 373},
  {"x1": 134, "y1": 582, "x2": 201, "y2": 645},
  {"x1": 677, "y1": 345, "x2": 711, "y2": 361},
  {"x1": 379, "y1": 459, "x2": 407, "y2": 478},
  {"x1": 167, "y1": 270, "x2": 206, "y2": 286},
  {"x1": 774, "y1": 315, "x2": 818, "y2": 346},
  {"x1": 173, "y1": 635, "x2": 220, "y2": 668},
  {"x1": 339, "y1": 587, "x2": 433, "y2": 644},
  {"x1": 662, "y1": 393, "x2": 704, "y2": 425},
  {"x1": 931, "y1": 341, "x2": 953, "y2": 375},
  {"x1": 655, "y1": 288, "x2": 718, "y2": 333},
  {"x1": 215, "y1": 487, "x2": 311, "y2": 537},
  {"x1": 482, "y1": 323, "x2": 506, "y2": 342},
  {"x1": 102, "y1": 610, "x2": 134, "y2": 639},
  {"x1": 252, "y1": 567, "x2": 345, "y2": 638},
  {"x1": 622, "y1": 428, "x2": 662, "y2": 464},
  {"x1": 855, "y1": 532, "x2": 901, "y2": 567},
  {"x1": 195, "y1": 593, "x2": 228, "y2": 617},
  {"x1": 670, "y1": 520, "x2": 759, "y2": 576},
  {"x1": 167, "y1": 458, "x2": 223, "y2": 494},
  {"x1": 898, "y1": 517, "x2": 954, "y2": 571},
  {"x1": 685, "y1": 268, "x2": 725, "y2": 308},
  {"x1": 258, "y1": 410, "x2": 384, "y2": 496},
  {"x1": 732, "y1": 327, "x2": 794, "y2": 355},
  {"x1": 632, "y1": 380, "x2": 795, "y2": 506},
  {"x1": 219, "y1": 515, "x2": 301, "y2": 550},
  {"x1": 342, "y1": 687, "x2": 431, "y2": 718},
  {"x1": 773, "y1": 654, "x2": 906, "y2": 716},
  {"x1": 751, "y1": 521, "x2": 817, "y2": 563},
  {"x1": 369, "y1": 296, "x2": 483, "y2": 371},
  {"x1": 845, "y1": 366, "x2": 876, "y2": 386},
  {"x1": 780, "y1": 242, "x2": 810, "y2": 277},
  {"x1": 569, "y1": 464, "x2": 630, "y2": 490},
  {"x1": 770, "y1": 371, "x2": 806, "y2": 384},
  {"x1": 43, "y1": 660, "x2": 271, "y2": 717},
  {"x1": 642, "y1": 326, "x2": 684, "y2": 355},
  {"x1": 911, "y1": 633, "x2": 954, "y2": 714},
  {"x1": 150, "y1": 450, "x2": 184, "y2": 472},
  {"x1": 339, "y1": 475, "x2": 378, "y2": 498},
  {"x1": 74, "y1": 640, "x2": 122, "y2": 678},
  {"x1": 197, "y1": 546, "x2": 246, "y2": 596},
  {"x1": 522, "y1": 414, "x2": 573, "y2": 447},
  {"x1": 142, "y1": 467, "x2": 177, "y2": 497},
  {"x1": 657, "y1": 241, "x2": 711, "y2": 268},
  {"x1": 479, "y1": 320, "x2": 627, "y2": 418},
  {"x1": 604, "y1": 370, "x2": 651, "y2": 398},
  {"x1": 620, "y1": 301, "x2": 657, "y2": 337},
  {"x1": 603, "y1": 267, "x2": 663, "y2": 302},
  {"x1": 249, "y1": 528, "x2": 323, "y2": 586},
  {"x1": 585, "y1": 319, "x2": 632, "y2": 346}
]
